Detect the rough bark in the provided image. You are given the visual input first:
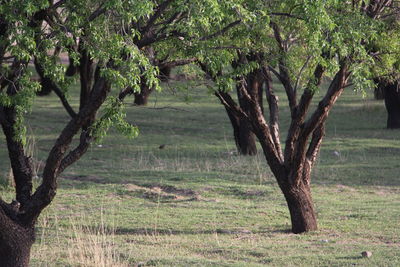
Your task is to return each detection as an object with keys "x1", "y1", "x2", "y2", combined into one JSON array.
[
  {"x1": 280, "y1": 180, "x2": 318, "y2": 233},
  {"x1": 235, "y1": 76, "x2": 259, "y2": 155},
  {"x1": 231, "y1": 51, "x2": 349, "y2": 233},
  {"x1": 0, "y1": 203, "x2": 34, "y2": 267}
]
